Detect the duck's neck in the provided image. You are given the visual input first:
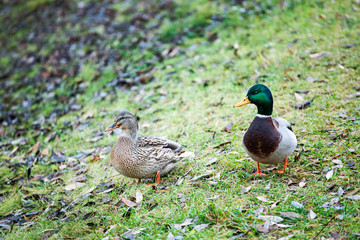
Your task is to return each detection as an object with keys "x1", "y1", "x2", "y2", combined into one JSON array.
[
  {"x1": 256, "y1": 102, "x2": 273, "y2": 116},
  {"x1": 121, "y1": 129, "x2": 138, "y2": 140}
]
